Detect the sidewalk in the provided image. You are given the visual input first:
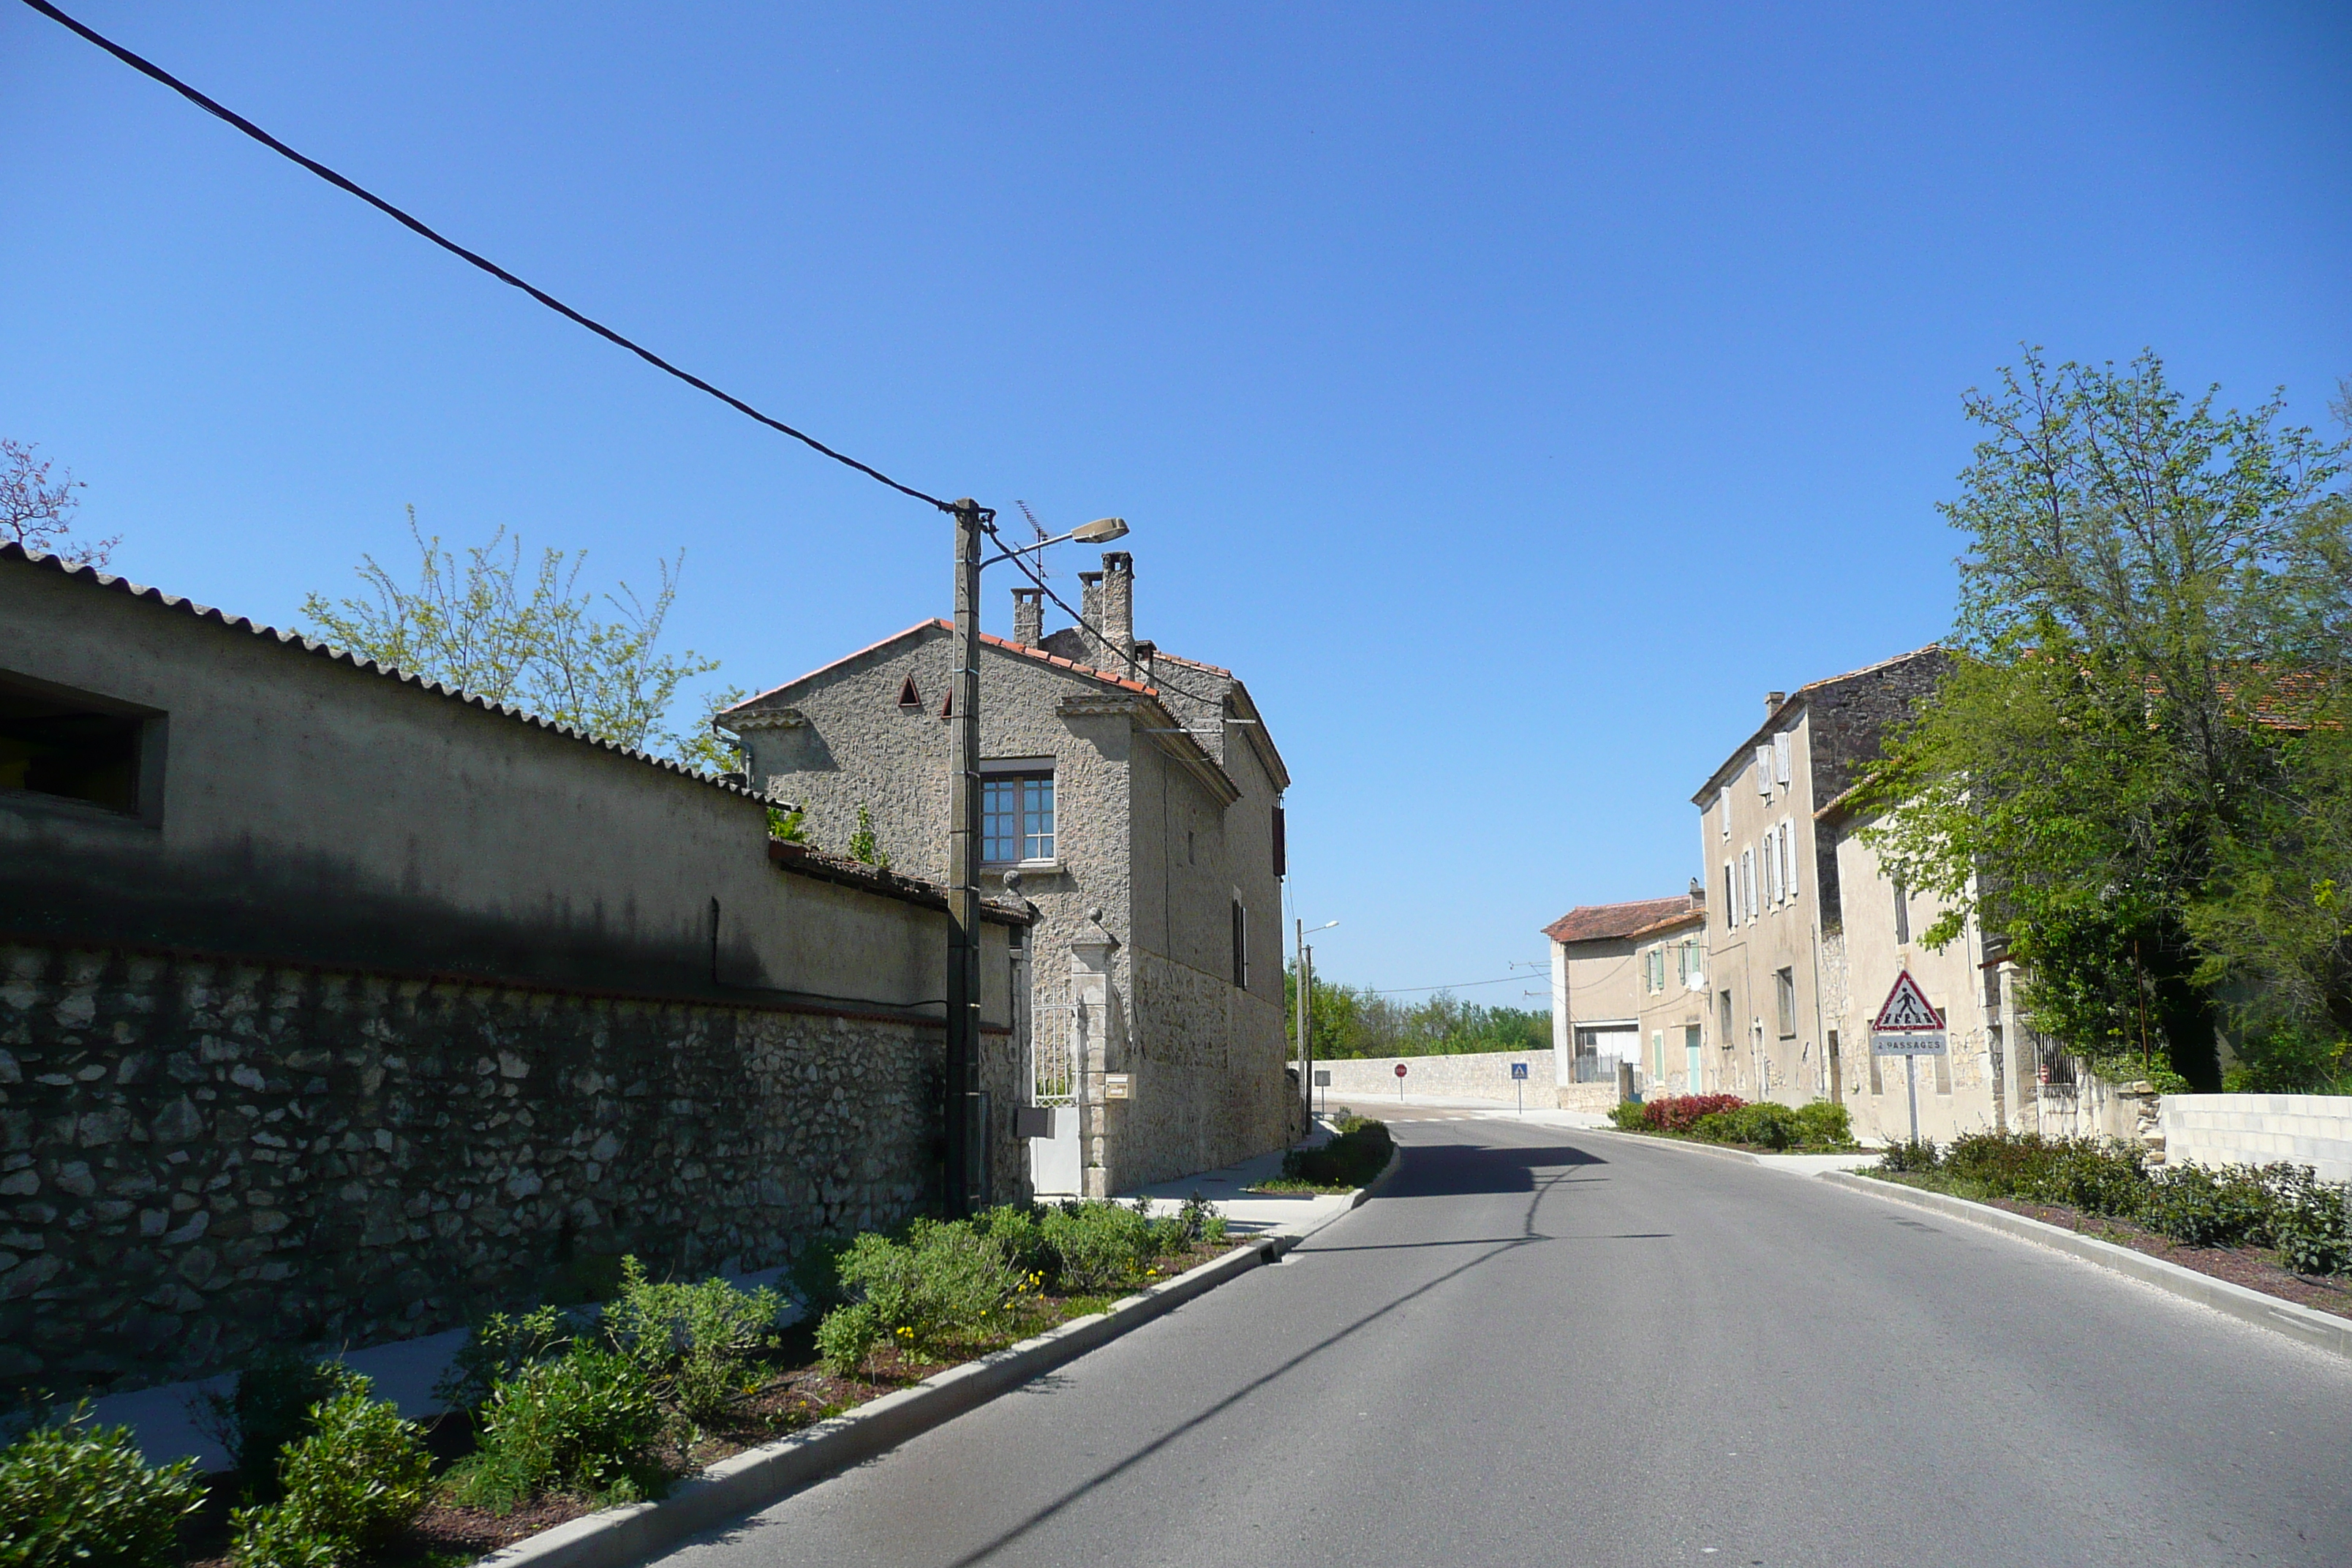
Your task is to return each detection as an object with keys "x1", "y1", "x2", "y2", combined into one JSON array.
[{"x1": 1116, "y1": 1126, "x2": 1362, "y2": 1242}]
